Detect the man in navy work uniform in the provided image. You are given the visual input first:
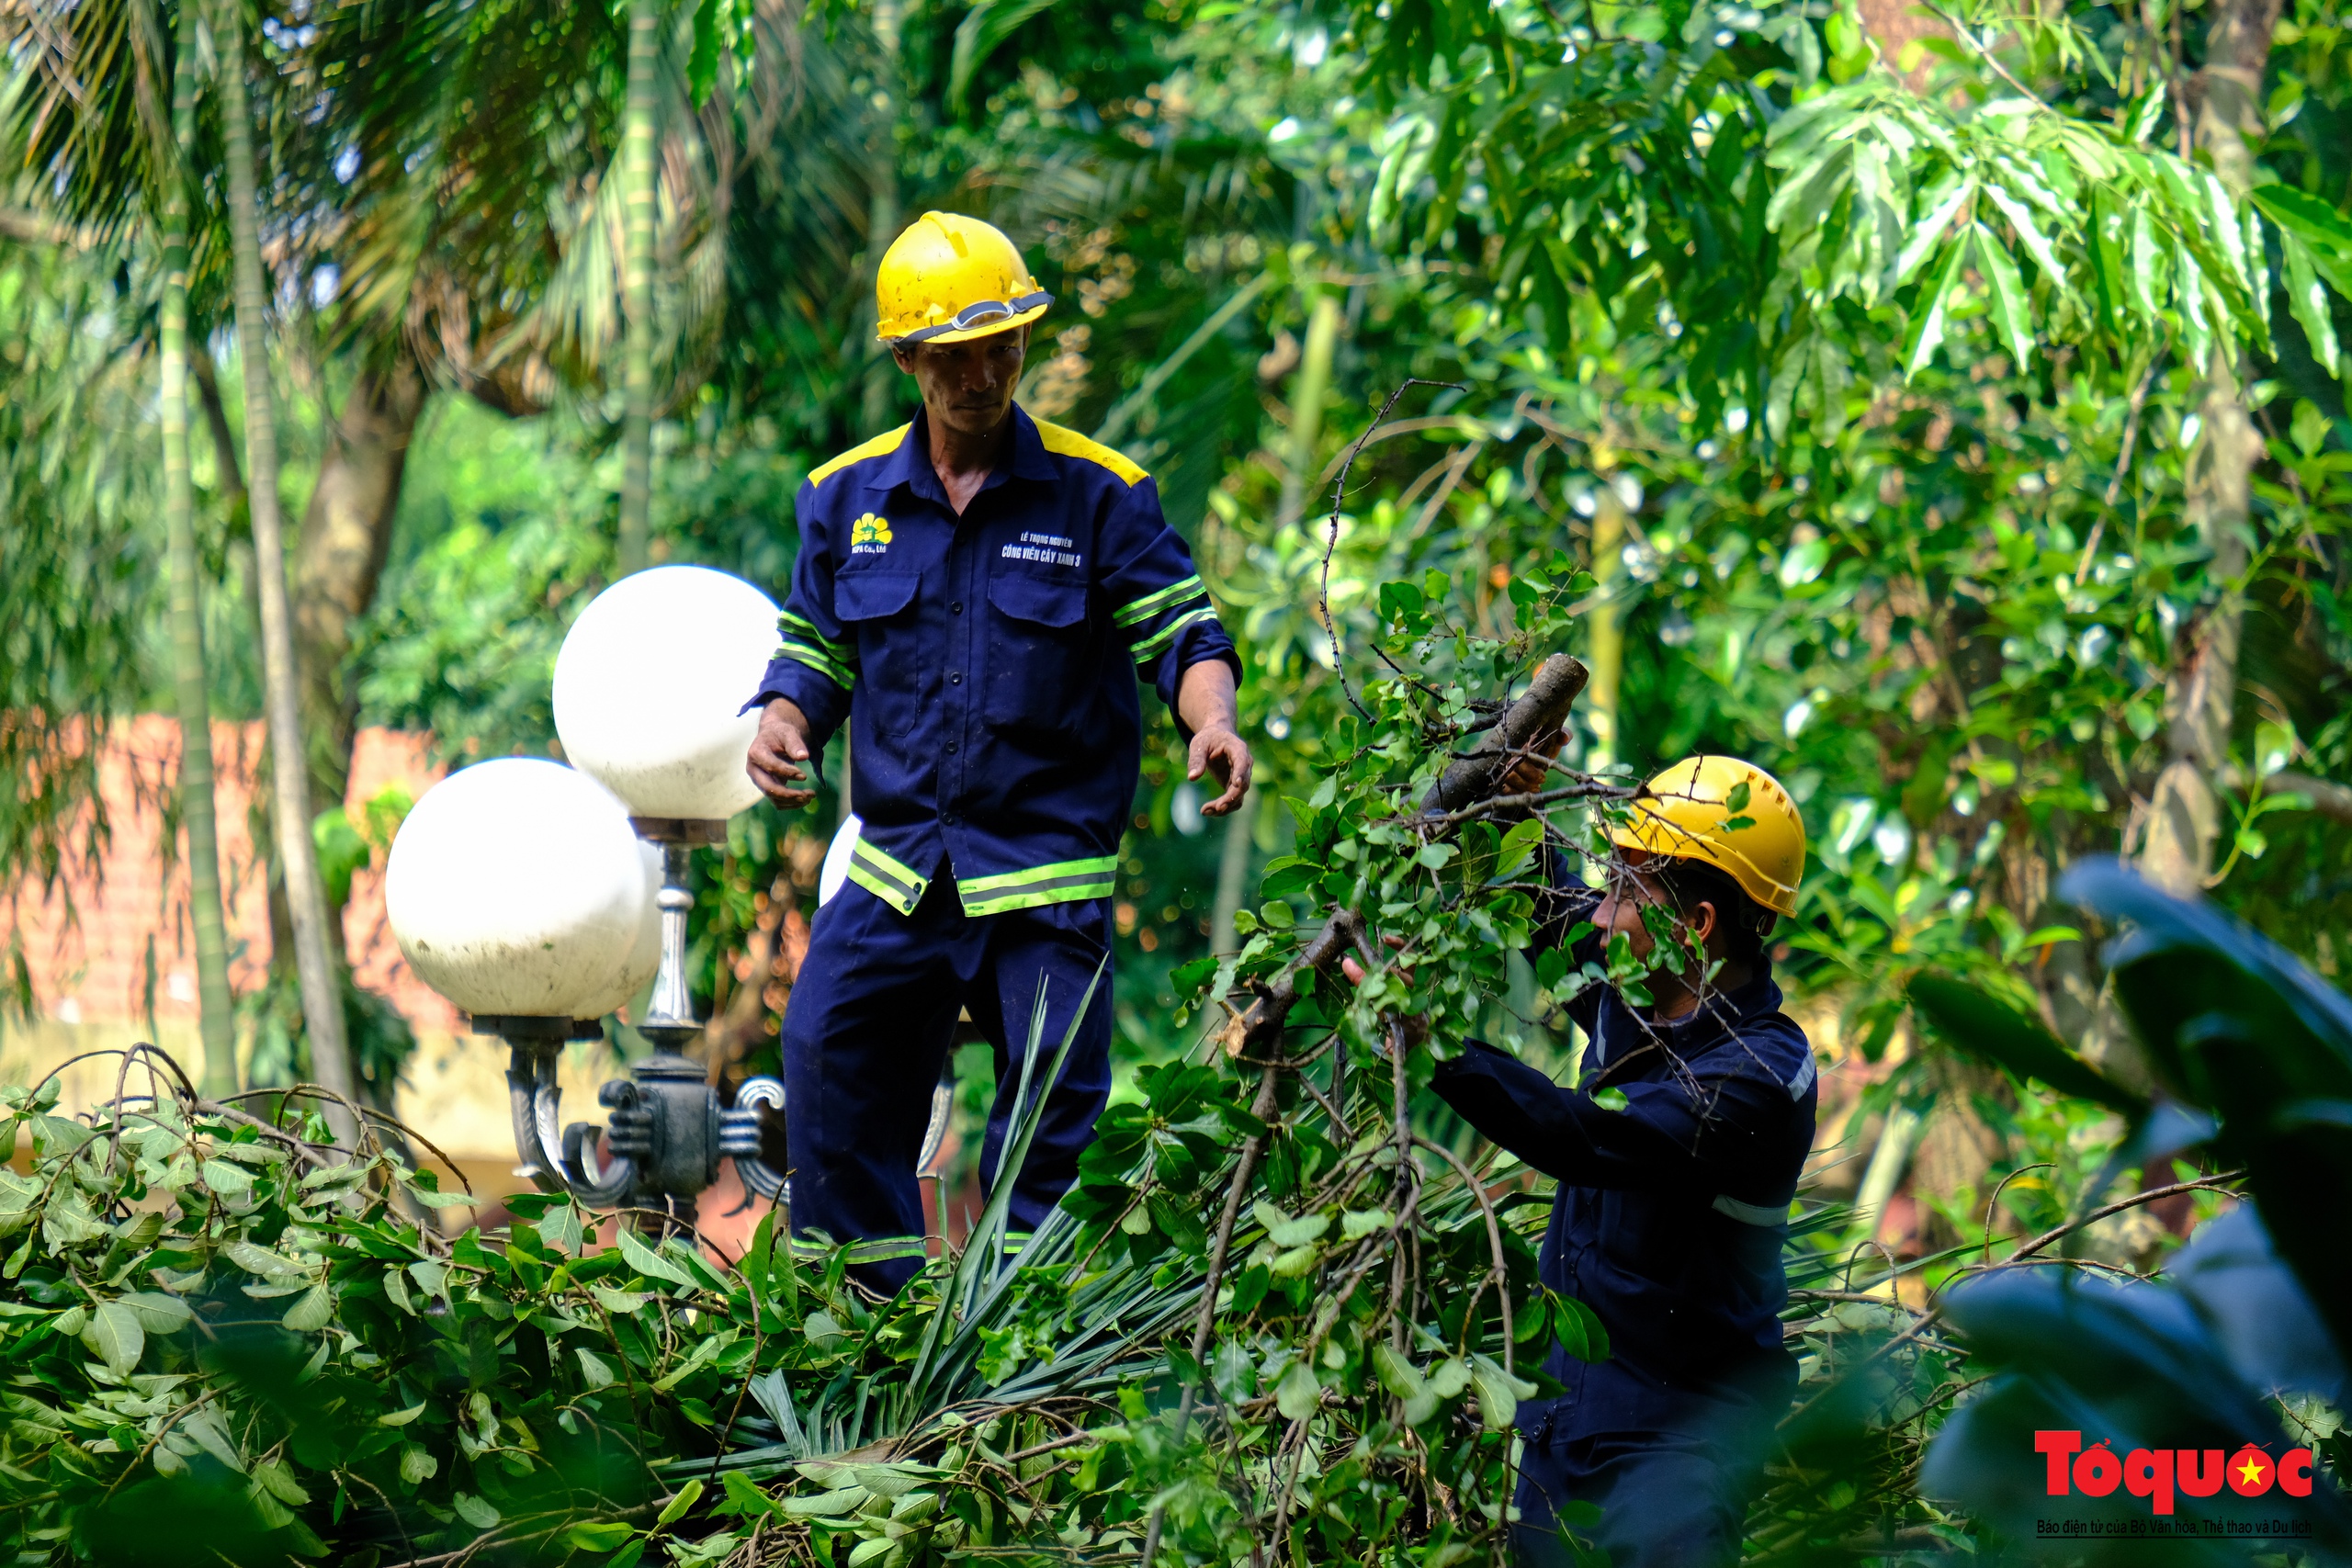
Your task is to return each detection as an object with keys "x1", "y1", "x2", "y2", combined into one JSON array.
[
  {"x1": 1351, "y1": 754, "x2": 1815, "y2": 1567},
  {"x1": 742, "y1": 211, "x2": 1251, "y2": 1291}
]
